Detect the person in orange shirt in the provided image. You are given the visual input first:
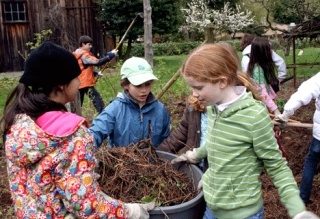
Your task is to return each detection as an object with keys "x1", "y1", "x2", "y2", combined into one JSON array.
[{"x1": 73, "y1": 35, "x2": 117, "y2": 113}]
